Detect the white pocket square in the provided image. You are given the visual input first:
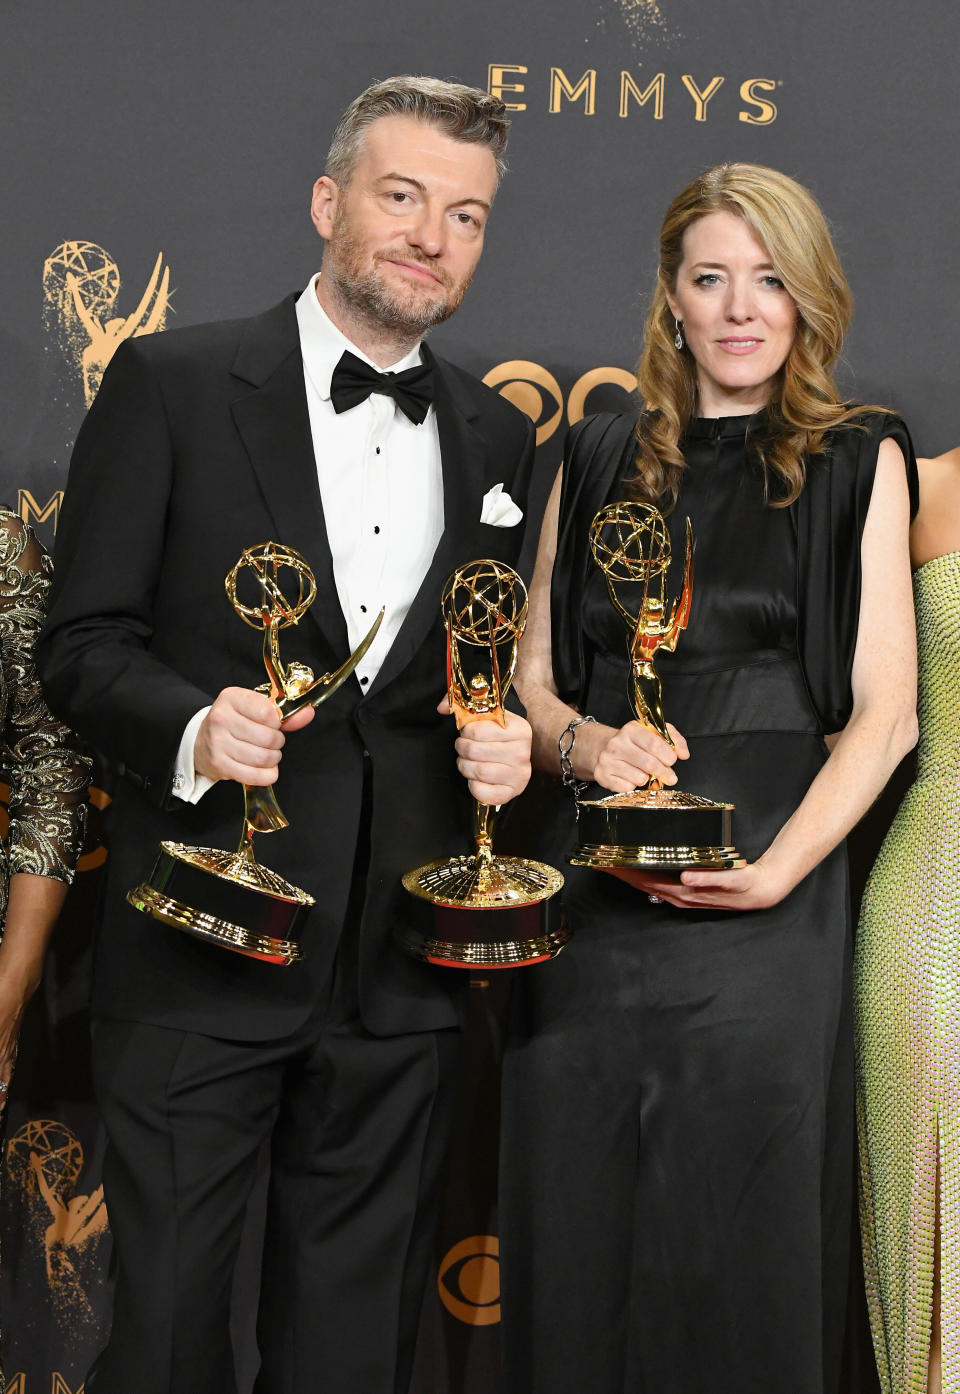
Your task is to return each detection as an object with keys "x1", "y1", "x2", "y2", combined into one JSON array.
[{"x1": 480, "y1": 483, "x2": 523, "y2": 527}]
